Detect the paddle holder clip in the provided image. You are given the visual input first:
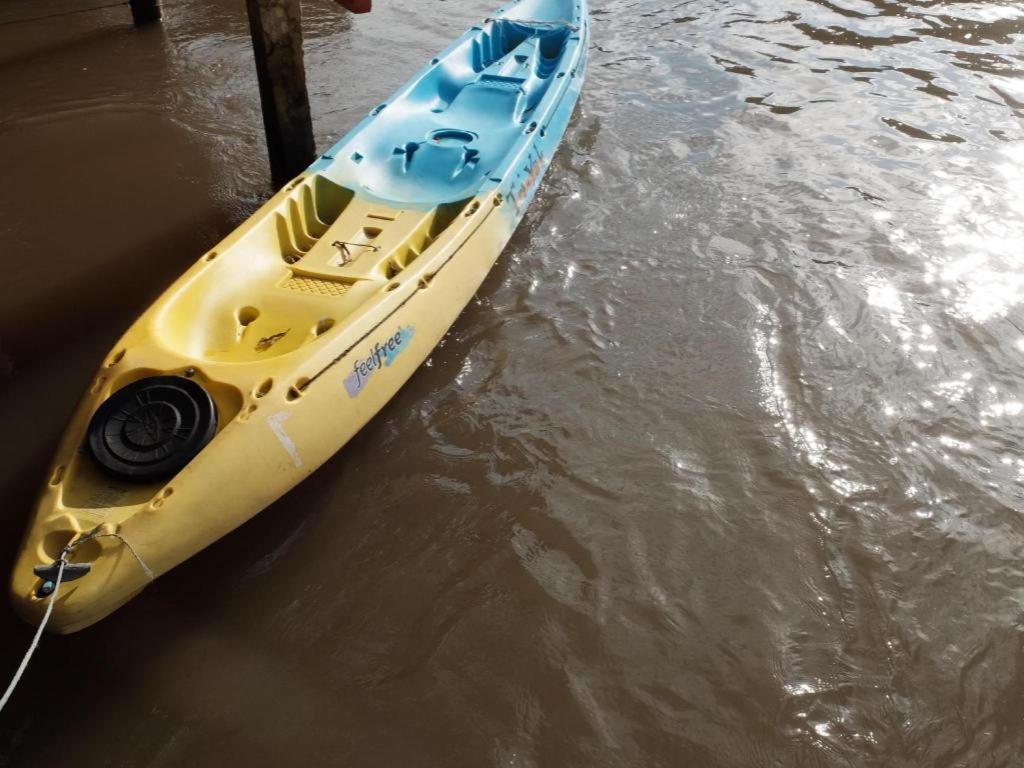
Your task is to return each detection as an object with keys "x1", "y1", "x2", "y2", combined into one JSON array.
[{"x1": 332, "y1": 240, "x2": 380, "y2": 265}]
